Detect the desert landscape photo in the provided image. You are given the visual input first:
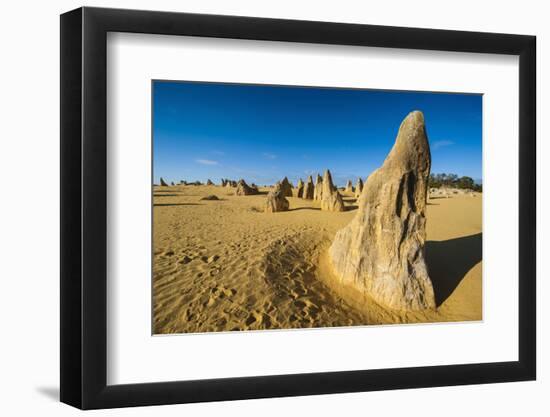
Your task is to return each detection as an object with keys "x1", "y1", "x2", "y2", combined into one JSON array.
[{"x1": 152, "y1": 81, "x2": 482, "y2": 334}]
